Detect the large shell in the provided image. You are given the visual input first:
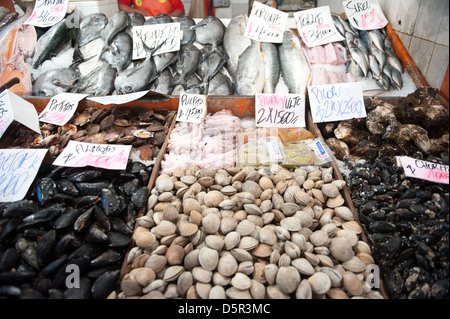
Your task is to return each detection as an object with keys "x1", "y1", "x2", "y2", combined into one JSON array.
[
  {"x1": 224, "y1": 231, "x2": 241, "y2": 250},
  {"x1": 204, "y1": 191, "x2": 224, "y2": 207},
  {"x1": 280, "y1": 217, "x2": 302, "y2": 231},
  {"x1": 309, "y1": 230, "x2": 329, "y2": 247},
  {"x1": 334, "y1": 206, "x2": 355, "y2": 221},
  {"x1": 202, "y1": 213, "x2": 221, "y2": 234},
  {"x1": 235, "y1": 219, "x2": 256, "y2": 236},
  {"x1": 231, "y1": 273, "x2": 252, "y2": 290},
  {"x1": 321, "y1": 183, "x2": 340, "y2": 198},
  {"x1": 291, "y1": 258, "x2": 315, "y2": 276},
  {"x1": 329, "y1": 237, "x2": 355, "y2": 262},
  {"x1": 276, "y1": 266, "x2": 301, "y2": 294},
  {"x1": 198, "y1": 247, "x2": 219, "y2": 271},
  {"x1": 308, "y1": 271, "x2": 331, "y2": 295}
]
